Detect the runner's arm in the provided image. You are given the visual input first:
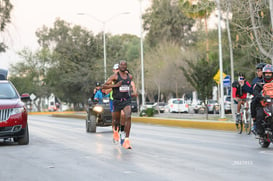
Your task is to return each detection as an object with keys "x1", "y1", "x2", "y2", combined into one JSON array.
[
  {"x1": 129, "y1": 74, "x2": 138, "y2": 97},
  {"x1": 102, "y1": 74, "x2": 122, "y2": 89}
]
